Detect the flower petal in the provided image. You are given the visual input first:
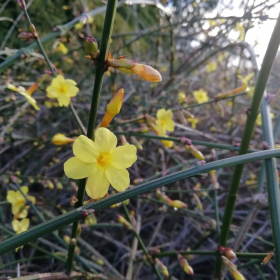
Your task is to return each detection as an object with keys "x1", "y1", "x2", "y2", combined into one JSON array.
[
  {"x1": 164, "y1": 119, "x2": 174, "y2": 132},
  {"x1": 65, "y1": 79, "x2": 77, "y2": 86},
  {"x1": 73, "y1": 135, "x2": 99, "y2": 163},
  {"x1": 111, "y1": 145, "x2": 137, "y2": 169},
  {"x1": 86, "y1": 170, "x2": 110, "y2": 199},
  {"x1": 66, "y1": 86, "x2": 79, "y2": 97},
  {"x1": 94, "y1": 127, "x2": 117, "y2": 152},
  {"x1": 105, "y1": 166, "x2": 130, "y2": 192},
  {"x1": 21, "y1": 186, "x2": 29, "y2": 195},
  {"x1": 64, "y1": 157, "x2": 96, "y2": 179},
  {"x1": 12, "y1": 220, "x2": 20, "y2": 232},
  {"x1": 46, "y1": 85, "x2": 58, "y2": 98},
  {"x1": 6, "y1": 190, "x2": 16, "y2": 203},
  {"x1": 21, "y1": 218, "x2": 30, "y2": 231},
  {"x1": 57, "y1": 95, "x2": 71, "y2": 107},
  {"x1": 52, "y1": 75, "x2": 65, "y2": 88}
]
